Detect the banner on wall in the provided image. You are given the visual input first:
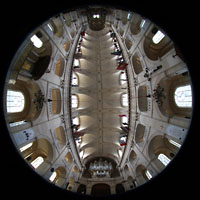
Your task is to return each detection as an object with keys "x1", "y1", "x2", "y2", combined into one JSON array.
[{"x1": 116, "y1": 63, "x2": 128, "y2": 70}]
